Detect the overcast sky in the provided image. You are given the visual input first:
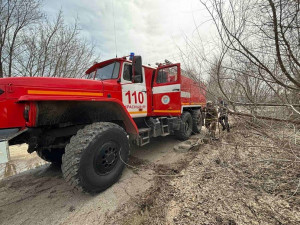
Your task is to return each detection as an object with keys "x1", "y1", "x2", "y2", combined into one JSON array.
[{"x1": 43, "y1": 0, "x2": 215, "y2": 66}]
